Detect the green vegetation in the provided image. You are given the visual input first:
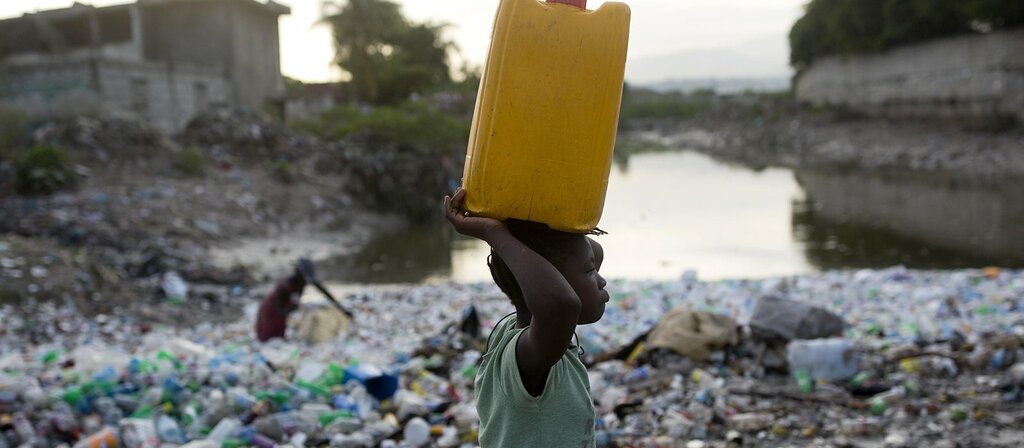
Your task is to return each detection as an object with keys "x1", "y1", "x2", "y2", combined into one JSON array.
[
  {"x1": 323, "y1": 0, "x2": 455, "y2": 104},
  {"x1": 618, "y1": 85, "x2": 714, "y2": 123},
  {"x1": 791, "y1": 0, "x2": 1024, "y2": 69},
  {"x1": 171, "y1": 147, "x2": 206, "y2": 177},
  {"x1": 0, "y1": 107, "x2": 30, "y2": 152},
  {"x1": 14, "y1": 145, "x2": 76, "y2": 196},
  {"x1": 293, "y1": 101, "x2": 469, "y2": 155},
  {"x1": 613, "y1": 138, "x2": 671, "y2": 166},
  {"x1": 270, "y1": 160, "x2": 298, "y2": 184}
]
